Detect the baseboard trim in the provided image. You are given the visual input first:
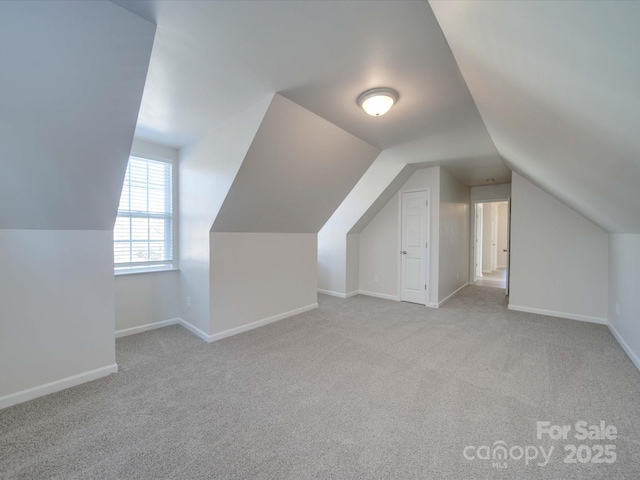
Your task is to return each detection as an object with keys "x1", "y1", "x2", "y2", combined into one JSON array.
[
  {"x1": 358, "y1": 290, "x2": 400, "y2": 302},
  {"x1": 0, "y1": 363, "x2": 118, "y2": 410},
  {"x1": 115, "y1": 318, "x2": 180, "y2": 338},
  {"x1": 607, "y1": 322, "x2": 640, "y2": 372},
  {"x1": 438, "y1": 283, "x2": 469, "y2": 307},
  {"x1": 507, "y1": 304, "x2": 607, "y2": 325},
  {"x1": 207, "y1": 303, "x2": 319, "y2": 342},
  {"x1": 180, "y1": 303, "x2": 319, "y2": 343},
  {"x1": 318, "y1": 289, "x2": 358, "y2": 299},
  {"x1": 177, "y1": 318, "x2": 211, "y2": 342}
]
